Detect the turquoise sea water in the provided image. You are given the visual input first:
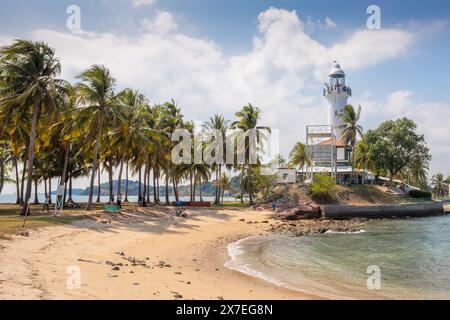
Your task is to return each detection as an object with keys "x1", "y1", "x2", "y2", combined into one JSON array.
[{"x1": 226, "y1": 216, "x2": 450, "y2": 299}]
